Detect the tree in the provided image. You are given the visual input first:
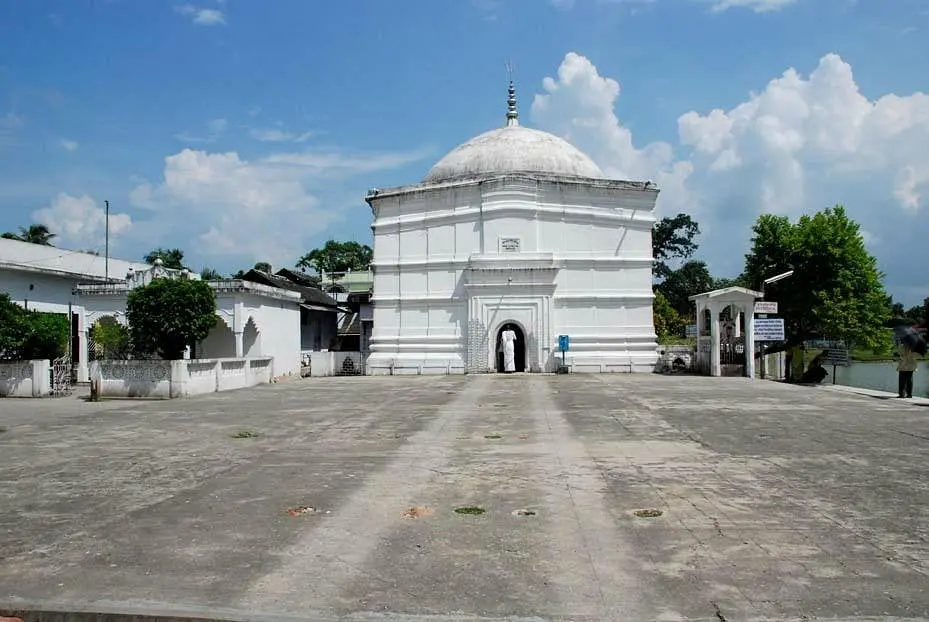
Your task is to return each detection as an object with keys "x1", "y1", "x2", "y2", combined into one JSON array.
[
  {"x1": 657, "y1": 260, "x2": 715, "y2": 318},
  {"x1": 742, "y1": 205, "x2": 889, "y2": 349},
  {"x1": 653, "y1": 290, "x2": 686, "y2": 342},
  {"x1": 0, "y1": 294, "x2": 28, "y2": 360},
  {"x1": 0, "y1": 294, "x2": 68, "y2": 360},
  {"x1": 2, "y1": 224, "x2": 56, "y2": 246},
  {"x1": 652, "y1": 214, "x2": 700, "y2": 279},
  {"x1": 296, "y1": 240, "x2": 372, "y2": 276},
  {"x1": 144, "y1": 248, "x2": 185, "y2": 270},
  {"x1": 90, "y1": 317, "x2": 131, "y2": 360},
  {"x1": 126, "y1": 278, "x2": 217, "y2": 359},
  {"x1": 19, "y1": 312, "x2": 70, "y2": 360},
  {"x1": 200, "y1": 267, "x2": 223, "y2": 281}
]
